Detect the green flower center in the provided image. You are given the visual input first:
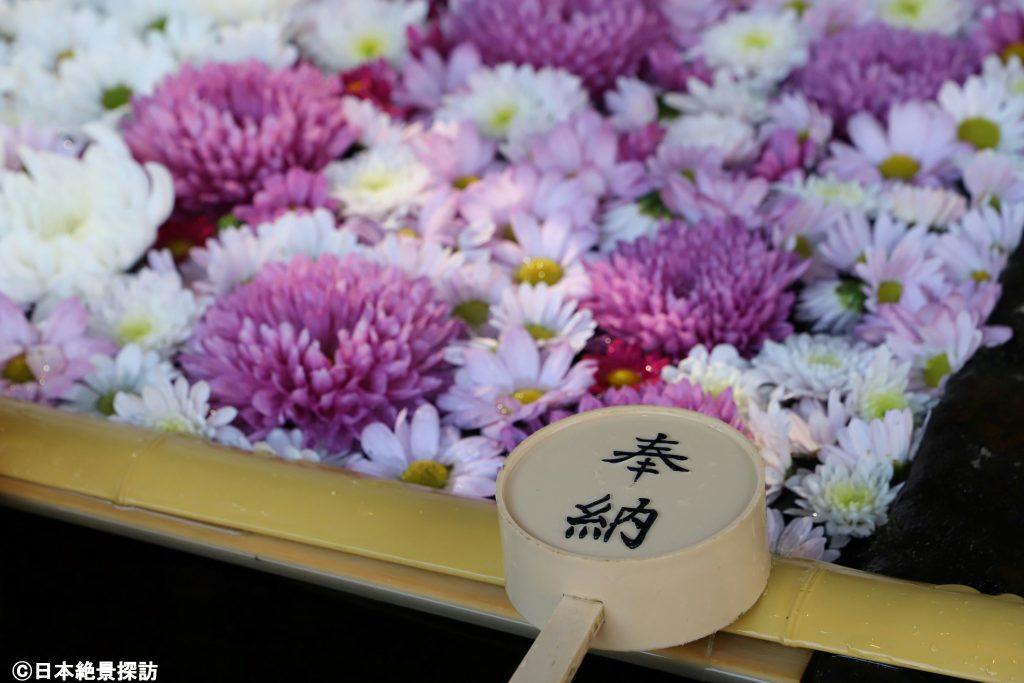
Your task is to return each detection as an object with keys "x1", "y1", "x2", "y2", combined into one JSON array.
[
  {"x1": 117, "y1": 318, "x2": 155, "y2": 344},
  {"x1": 787, "y1": 0, "x2": 809, "y2": 15},
  {"x1": 218, "y1": 213, "x2": 242, "y2": 231},
  {"x1": 794, "y1": 234, "x2": 813, "y2": 259},
  {"x1": 145, "y1": 16, "x2": 168, "y2": 32},
  {"x1": 827, "y1": 481, "x2": 877, "y2": 511},
  {"x1": 878, "y1": 154, "x2": 920, "y2": 181},
  {"x1": 836, "y1": 279, "x2": 867, "y2": 314},
  {"x1": 516, "y1": 257, "x2": 564, "y2": 286},
  {"x1": 401, "y1": 460, "x2": 450, "y2": 489},
  {"x1": 96, "y1": 390, "x2": 119, "y2": 416},
  {"x1": 888, "y1": 0, "x2": 923, "y2": 19},
  {"x1": 807, "y1": 353, "x2": 843, "y2": 368},
  {"x1": 487, "y1": 104, "x2": 518, "y2": 134},
  {"x1": 865, "y1": 390, "x2": 909, "y2": 420},
  {"x1": 1002, "y1": 42, "x2": 1024, "y2": 65},
  {"x1": 922, "y1": 352, "x2": 952, "y2": 388},
  {"x1": 636, "y1": 190, "x2": 673, "y2": 220},
  {"x1": 101, "y1": 84, "x2": 134, "y2": 111},
  {"x1": 354, "y1": 34, "x2": 385, "y2": 60},
  {"x1": 957, "y1": 117, "x2": 1001, "y2": 150},
  {"x1": 971, "y1": 269, "x2": 992, "y2": 283},
  {"x1": 155, "y1": 417, "x2": 193, "y2": 434},
  {"x1": 2, "y1": 353, "x2": 34, "y2": 384},
  {"x1": 453, "y1": 175, "x2": 480, "y2": 190},
  {"x1": 607, "y1": 368, "x2": 642, "y2": 388},
  {"x1": 877, "y1": 280, "x2": 903, "y2": 304},
  {"x1": 512, "y1": 388, "x2": 545, "y2": 405},
  {"x1": 741, "y1": 31, "x2": 772, "y2": 50},
  {"x1": 452, "y1": 299, "x2": 490, "y2": 327},
  {"x1": 525, "y1": 323, "x2": 557, "y2": 341}
]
